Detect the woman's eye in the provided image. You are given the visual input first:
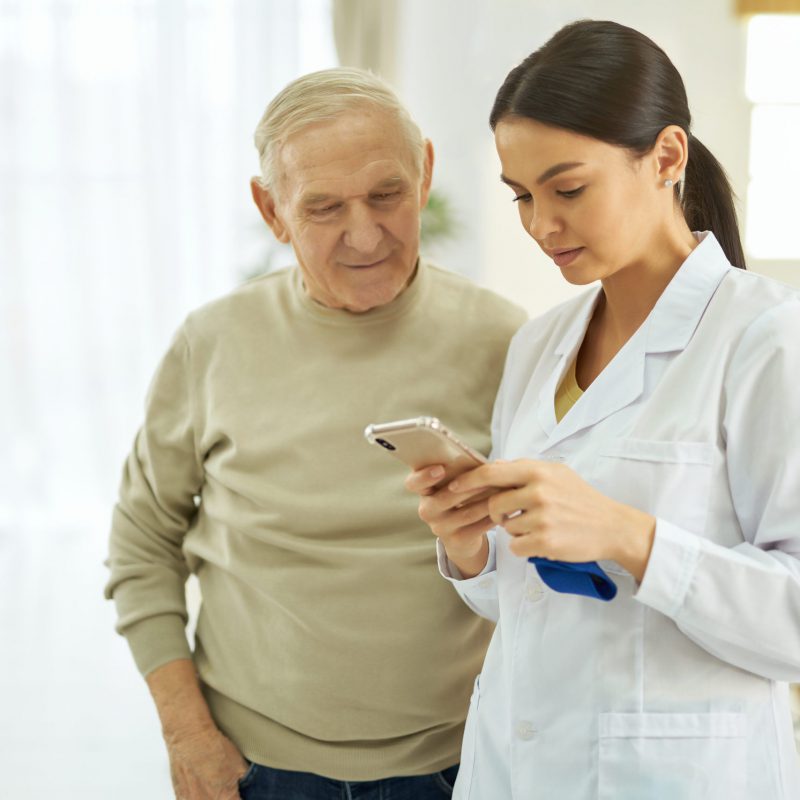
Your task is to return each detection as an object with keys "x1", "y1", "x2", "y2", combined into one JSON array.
[
  {"x1": 512, "y1": 193, "x2": 532, "y2": 203},
  {"x1": 557, "y1": 186, "x2": 585, "y2": 199}
]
